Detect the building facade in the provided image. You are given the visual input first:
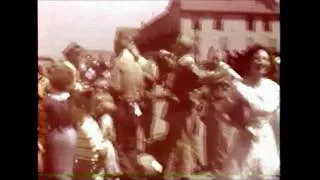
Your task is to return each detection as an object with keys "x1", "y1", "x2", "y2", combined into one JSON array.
[{"x1": 135, "y1": 0, "x2": 280, "y2": 60}]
